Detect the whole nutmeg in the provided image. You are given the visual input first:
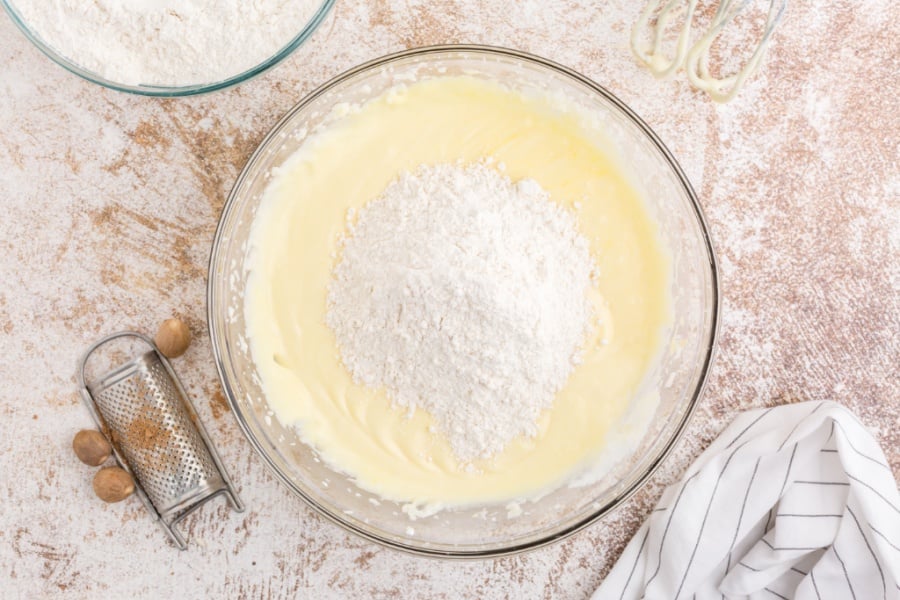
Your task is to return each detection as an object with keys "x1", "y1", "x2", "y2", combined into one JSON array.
[
  {"x1": 93, "y1": 467, "x2": 135, "y2": 503},
  {"x1": 72, "y1": 429, "x2": 111, "y2": 466},
  {"x1": 155, "y1": 318, "x2": 191, "y2": 358}
]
